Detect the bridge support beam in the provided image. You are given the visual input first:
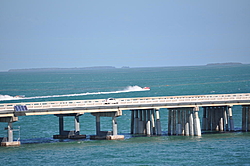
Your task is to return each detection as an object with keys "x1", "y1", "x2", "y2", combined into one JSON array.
[
  {"x1": 0, "y1": 117, "x2": 20, "y2": 146},
  {"x1": 91, "y1": 111, "x2": 124, "y2": 140},
  {"x1": 53, "y1": 114, "x2": 86, "y2": 139}
]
